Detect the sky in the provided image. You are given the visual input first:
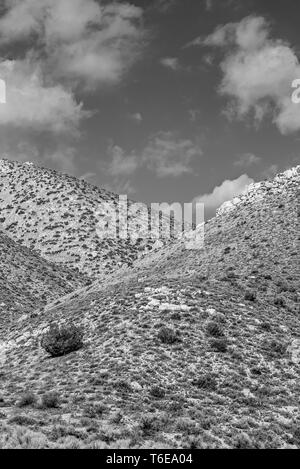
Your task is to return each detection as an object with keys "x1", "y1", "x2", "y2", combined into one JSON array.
[{"x1": 0, "y1": 0, "x2": 300, "y2": 218}]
